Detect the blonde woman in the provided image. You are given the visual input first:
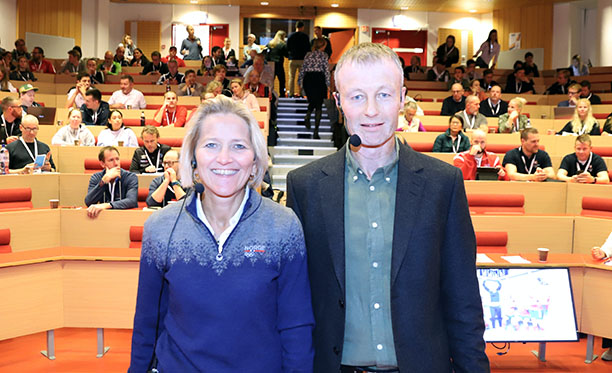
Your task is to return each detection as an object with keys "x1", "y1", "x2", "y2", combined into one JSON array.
[
  {"x1": 266, "y1": 30, "x2": 288, "y2": 96},
  {"x1": 51, "y1": 108, "x2": 96, "y2": 146},
  {"x1": 119, "y1": 34, "x2": 136, "y2": 61},
  {"x1": 557, "y1": 98, "x2": 601, "y2": 135},
  {"x1": 398, "y1": 101, "x2": 426, "y2": 132},
  {"x1": 230, "y1": 78, "x2": 260, "y2": 112},
  {"x1": 498, "y1": 97, "x2": 530, "y2": 133},
  {"x1": 570, "y1": 54, "x2": 589, "y2": 76}
]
